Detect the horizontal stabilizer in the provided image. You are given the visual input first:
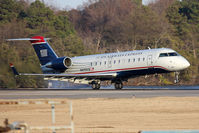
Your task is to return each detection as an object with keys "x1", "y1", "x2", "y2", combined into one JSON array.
[{"x1": 7, "y1": 38, "x2": 50, "y2": 41}]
